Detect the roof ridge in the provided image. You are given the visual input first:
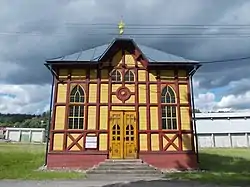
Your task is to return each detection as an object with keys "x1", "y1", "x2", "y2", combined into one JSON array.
[{"x1": 46, "y1": 38, "x2": 199, "y2": 63}]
